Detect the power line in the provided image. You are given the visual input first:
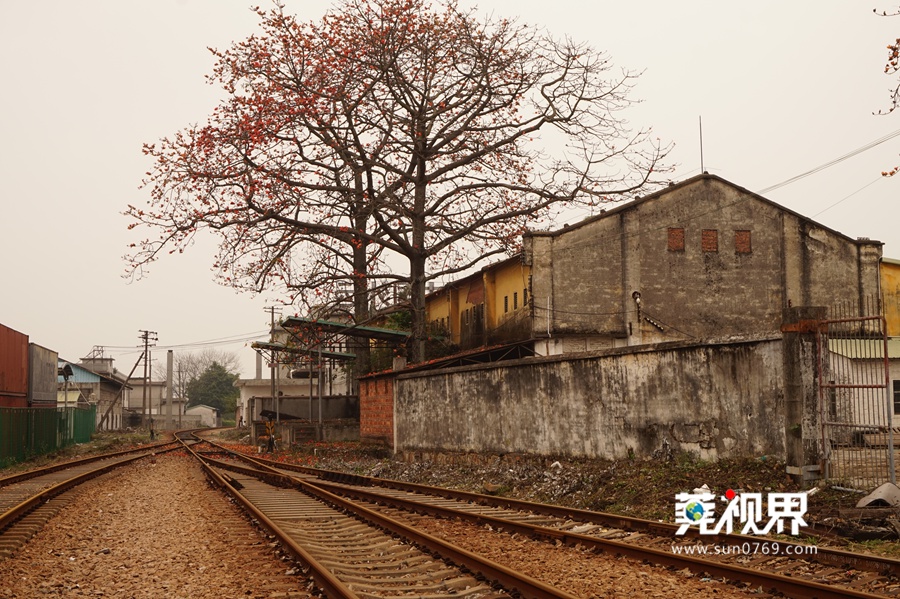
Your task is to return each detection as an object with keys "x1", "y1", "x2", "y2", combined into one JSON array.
[
  {"x1": 810, "y1": 176, "x2": 885, "y2": 219},
  {"x1": 102, "y1": 330, "x2": 269, "y2": 352},
  {"x1": 758, "y1": 128, "x2": 900, "y2": 194}
]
